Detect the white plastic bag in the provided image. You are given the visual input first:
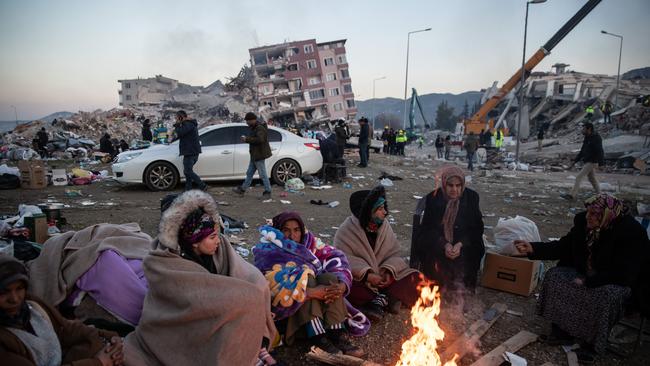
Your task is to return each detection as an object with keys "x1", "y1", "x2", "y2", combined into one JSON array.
[
  {"x1": 284, "y1": 178, "x2": 305, "y2": 191},
  {"x1": 493, "y1": 215, "x2": 541, "y2": 255},
  {"x1": 380, "y1": 178, "x2": 393, "y2": 187}
]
